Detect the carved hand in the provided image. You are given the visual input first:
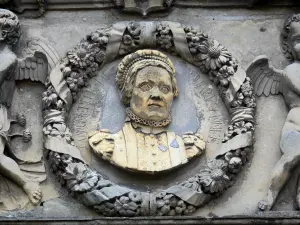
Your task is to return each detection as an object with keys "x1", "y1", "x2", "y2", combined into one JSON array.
[
  {"x1": 88, "y1": 129, "x2": 115, "y2": 160},
  {"x1": 182, "y1": 132, "x2": 205, "y2": 159}
]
